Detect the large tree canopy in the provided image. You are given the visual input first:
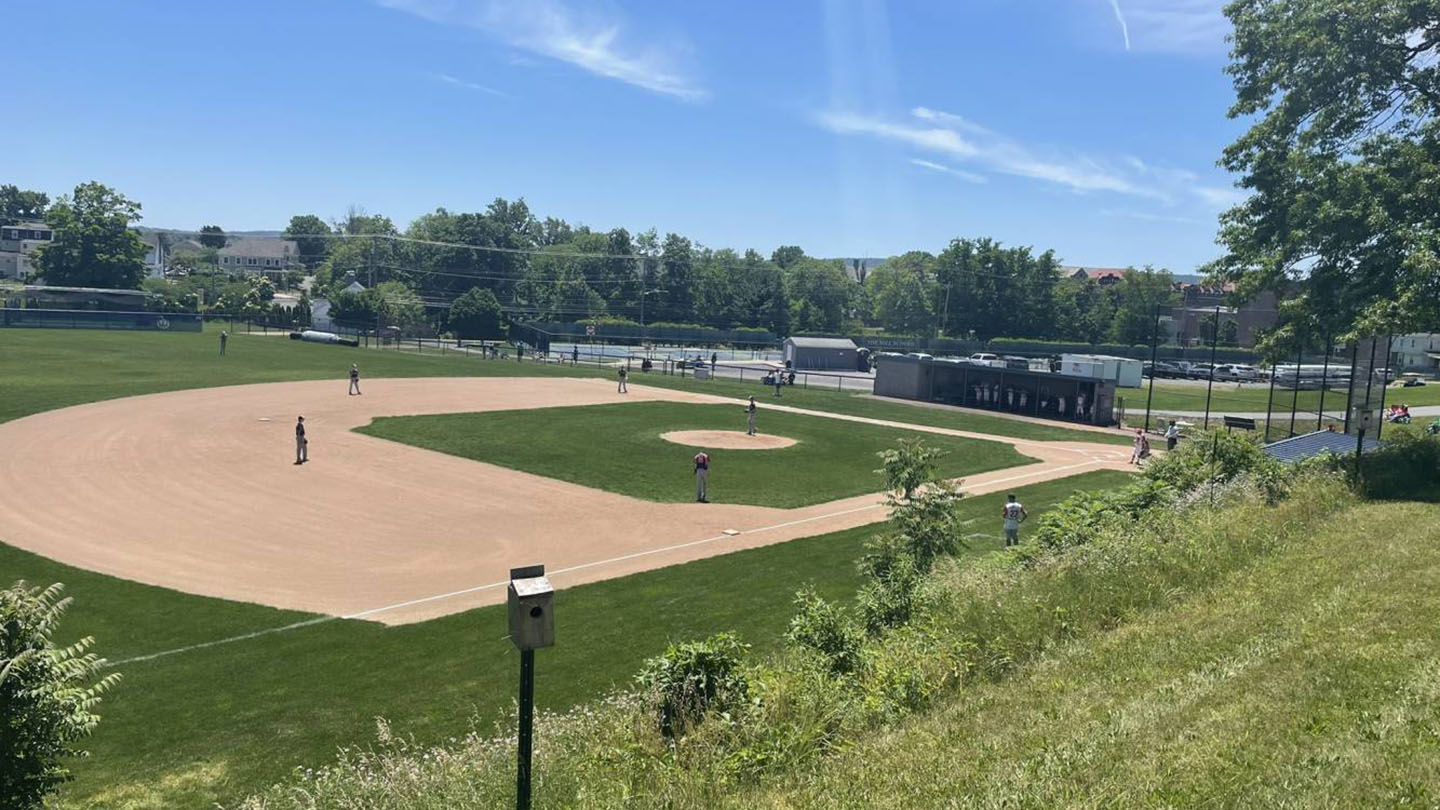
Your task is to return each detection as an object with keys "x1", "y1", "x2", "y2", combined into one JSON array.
[
  {"x1": 31, "y1": 182, "x2": 147, "y2": 289},
  {"x1": 1215, "y1": 0, "x2": 1440, "y2": 337},
  {"x1": 0, "y1": 185, "x2": 49, "y2": 224},
  {"x1": 282, "y1": 214, "x2": 332, "y2": 269}
]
